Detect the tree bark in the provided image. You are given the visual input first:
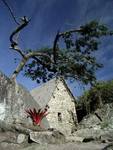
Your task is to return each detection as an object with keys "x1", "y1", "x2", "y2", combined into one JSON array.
[{"x1": 11, "y1": 58, "x2": 28, "y2": 79}]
